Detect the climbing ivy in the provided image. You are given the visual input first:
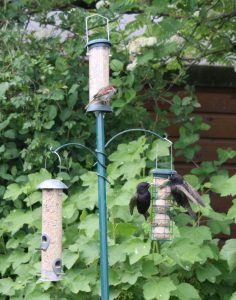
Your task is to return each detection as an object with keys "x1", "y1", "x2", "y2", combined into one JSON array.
[{"x1": 0, "y1": 137, "x2": 236, "y2": 299}]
